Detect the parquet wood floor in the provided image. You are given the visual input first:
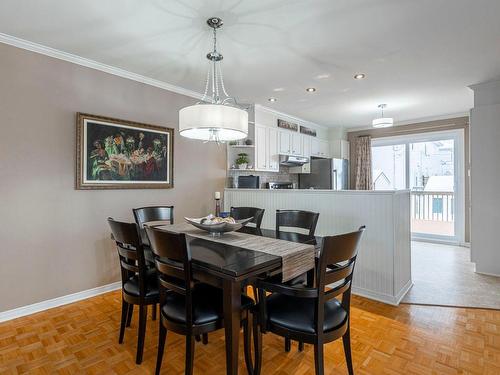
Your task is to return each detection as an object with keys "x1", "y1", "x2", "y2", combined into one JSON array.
[{"x1": 1, "y1": 291, "x2": 499, "y2": 374}]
